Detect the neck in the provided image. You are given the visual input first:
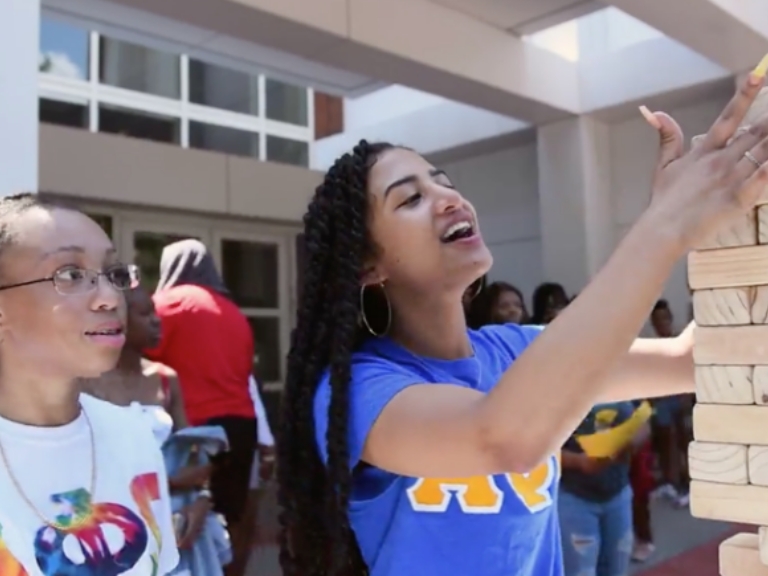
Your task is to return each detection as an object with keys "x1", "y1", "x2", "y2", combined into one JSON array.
[
  {"x1": 388, "y1": 290, "x2": 472, "y2": 359},
  {"x1": 0, "y1": 371, "x2": 80, "y2": 427},
  {"x1": 116, "y1": 348, "x2": 144, "y2": 374}
]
